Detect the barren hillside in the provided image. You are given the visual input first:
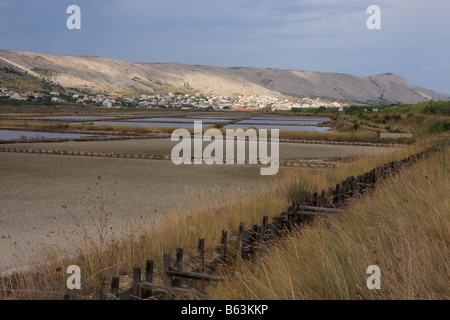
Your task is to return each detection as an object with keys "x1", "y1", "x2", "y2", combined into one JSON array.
[{"x1": 0, "y1": 49, "x2": 448, "y2": 104}]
